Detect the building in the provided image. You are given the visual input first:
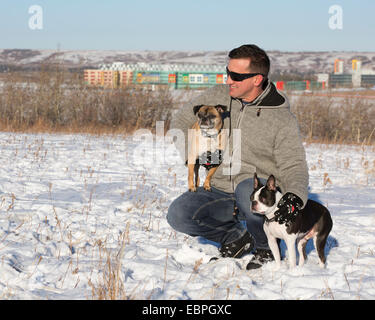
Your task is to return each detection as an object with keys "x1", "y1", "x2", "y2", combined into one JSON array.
[
  {"x1": 84, "y1": 69, "x2": 102, "y2": 86},
  {"x1": 119, "y1": 70, "x2": 133, "y2": 87},
  {"x1": 84, "y1": 63, "x2": 227, "y2": 89},
  {"x1": 84, "y1": 59, "x2": 374, "y2": 90},
  {"x1": 334, "y1": 59, "x2": 344, "y2": 74},
  {"x1": 329, "y1": 73, "x2": 353, "y2": 88},
  {"x1": 329, "y1": 58, "x2": 375, "y2": 88},
  {"x1": 84, "y1": 69, "x2": 121, "y2": 88}
]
